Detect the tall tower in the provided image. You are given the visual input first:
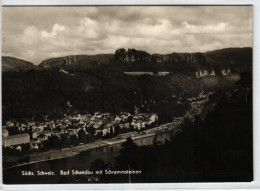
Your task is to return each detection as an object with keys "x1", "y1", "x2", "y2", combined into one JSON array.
[{"x1": 134, "y1": 105, "x2": 139, "y2": 116}]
